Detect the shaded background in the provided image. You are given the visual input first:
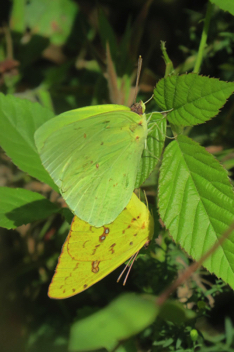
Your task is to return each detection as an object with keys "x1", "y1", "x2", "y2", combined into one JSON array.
[{"x1": 1, "y1": 0, "x2": 234, "y2": 351}]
